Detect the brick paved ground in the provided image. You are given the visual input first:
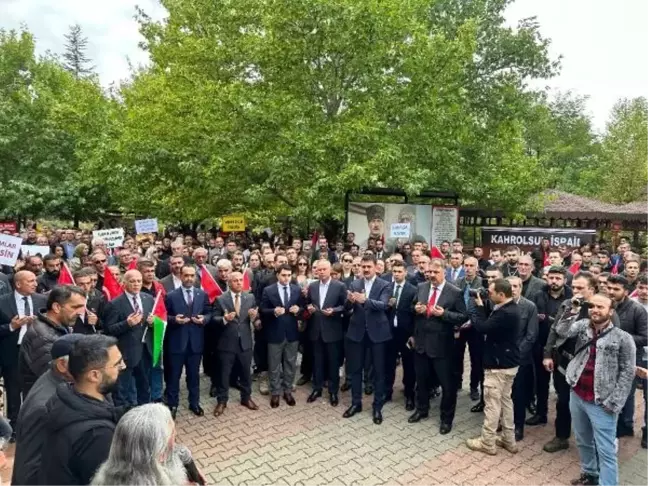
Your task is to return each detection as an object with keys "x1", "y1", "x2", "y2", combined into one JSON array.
[{"x1": 1, "y1": 373, "x2": 646, "y2": 485}]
